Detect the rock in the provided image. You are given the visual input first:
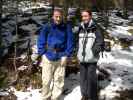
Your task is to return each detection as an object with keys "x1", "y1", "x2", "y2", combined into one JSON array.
[
  {"x1": 0, "y1": 91, "x2": 17, "y2": 100},
  {"x1": 1, "y1": 31, "x2": 13, "y2": 47},
  {"x1": 128, "y1": 15, "x2": 133, "y2": 22},
  {"x1": 97, "y1": 67, "x2": 110, "y2": 81},
  {"x1": 114, "y1": 90, "x2": 133, "y2": 100}
]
